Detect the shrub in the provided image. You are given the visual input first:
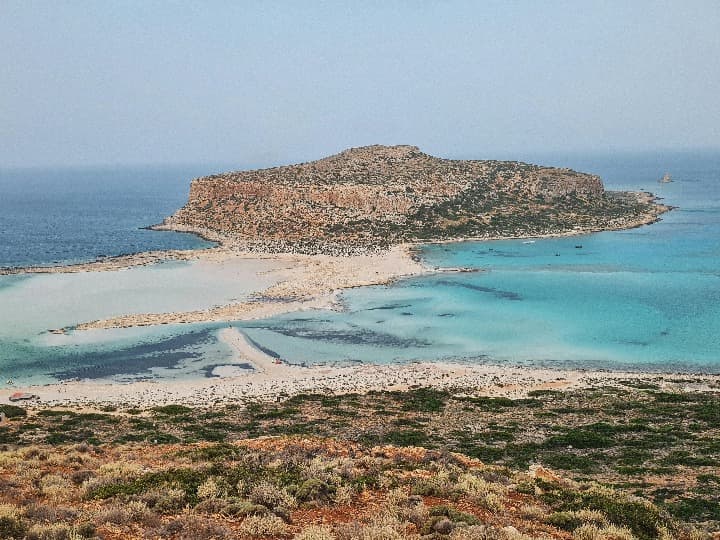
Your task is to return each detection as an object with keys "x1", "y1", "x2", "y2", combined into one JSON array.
[
  {"x1": 0, "y1": 405, "x2": 26, "y2": 418},
  {"x1": 249, "y1": 480, "x2": 297, "y2": 509},
  {"x1": 334, "y1": 484, "x2": 354, "y2": 506},
  {"x1": 96, "y1": 460, "x2": 143, "y2": 480},
  {"x1": 197, "y1": 477, "x2": 223, "y2": 500},
  {"x1": 515, "y1": 480, "x2": 537, "y2": 495},
  {"x1": 40, "y1": 474, "x2": 75, "y2": 501},
  {"x1": 397, "y1": 502, "x2": 428, "y2": 528},
  {"x1": 547, "y1": 510, "x2": 608, "y2": 531},
  {"x1": 70, "y1": 470, "x2": 94, "y2": 486},
  {"x1": 573, "y1": 523, "x2": 637, "y2": 540},
  {"x1": 238, "y1": 514, "x2": 288, "y2": 537},
  {"x1": 73, "y1": 442, "x2": 91, "y2": 453},
  {"x1": 519, "y1": 504, "x2": 545, "y2": 520},
  {"x1": 410, "y1": 469, "x2": 453, "y2": 498},
  {"x1": 384, "y1": 487, "x2": 407, "y2": 508},
  {"x1": 160, "y1": 515, "x2": 230, "y2": 540},
  {"x1": 334, "y1": 513, "x2": 405, "y2": 540},
  {"x1": 0, "y1": 515, "x2": 26, "y2": 540},
  {"x1": 126, "y1": 500, "x2": 160, "y2": 526},
  {"x1": 450, "y1": 525, "x2": 535, "y2": 540},
  {"x1": 76, "y1": 522, "x2": 96, "y2": 538},
  {"x1": 294, "y1": 524, "x2": 336, "y2": 540},
  {"x1": 542, "y1": 483, "x2": 675, "y2": 540},
  {"x1": 25, "y1": 523, "x2": 74, "y2": 540},
  {"x1": 296, "y1": 478, "x2": 333, "y2": 503},
  {"x1": 427, "y1": 505, "x2": 479, "y2": 526},
  {"x1": 220, "y1": 500, "x2": 269, "y2": 518},
  {"x1": 454, "y1": 473, "x2": 506, "y2": 511},
  {"x1": 152, "y1": 405, "x2": 192, "y2": 415},
  {"x1": 421, "y1": 515, "x2": 454, "y2": 535},
  {"x1": 93, "y1": 505, "x2": 131, "y2": 525},
  {"x1": 194, "y1": 497, "x2": 225, "y2": 514},
  {"x1": 22, "y1": 503, "x2": 77, "y2": 523},
  {"x1": 140, "y1": 486, "x2": 186, "y2": 513}
]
